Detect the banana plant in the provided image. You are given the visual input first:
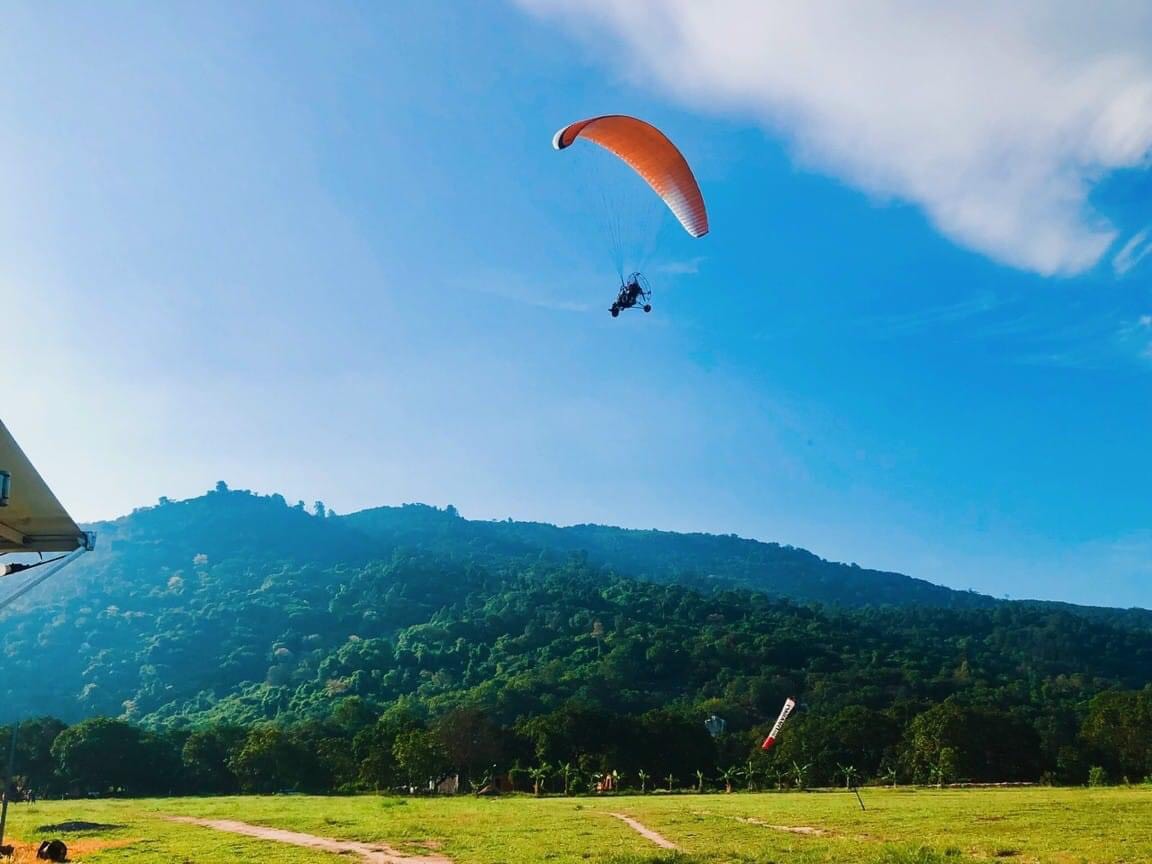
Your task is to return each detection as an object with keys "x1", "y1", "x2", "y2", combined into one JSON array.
[
  {"x1": 528, "y1": 763, "x2": 551, "y2": 796},
  {"x1": 719, "y1": 765, "x2": 740, "y2": 793}
]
